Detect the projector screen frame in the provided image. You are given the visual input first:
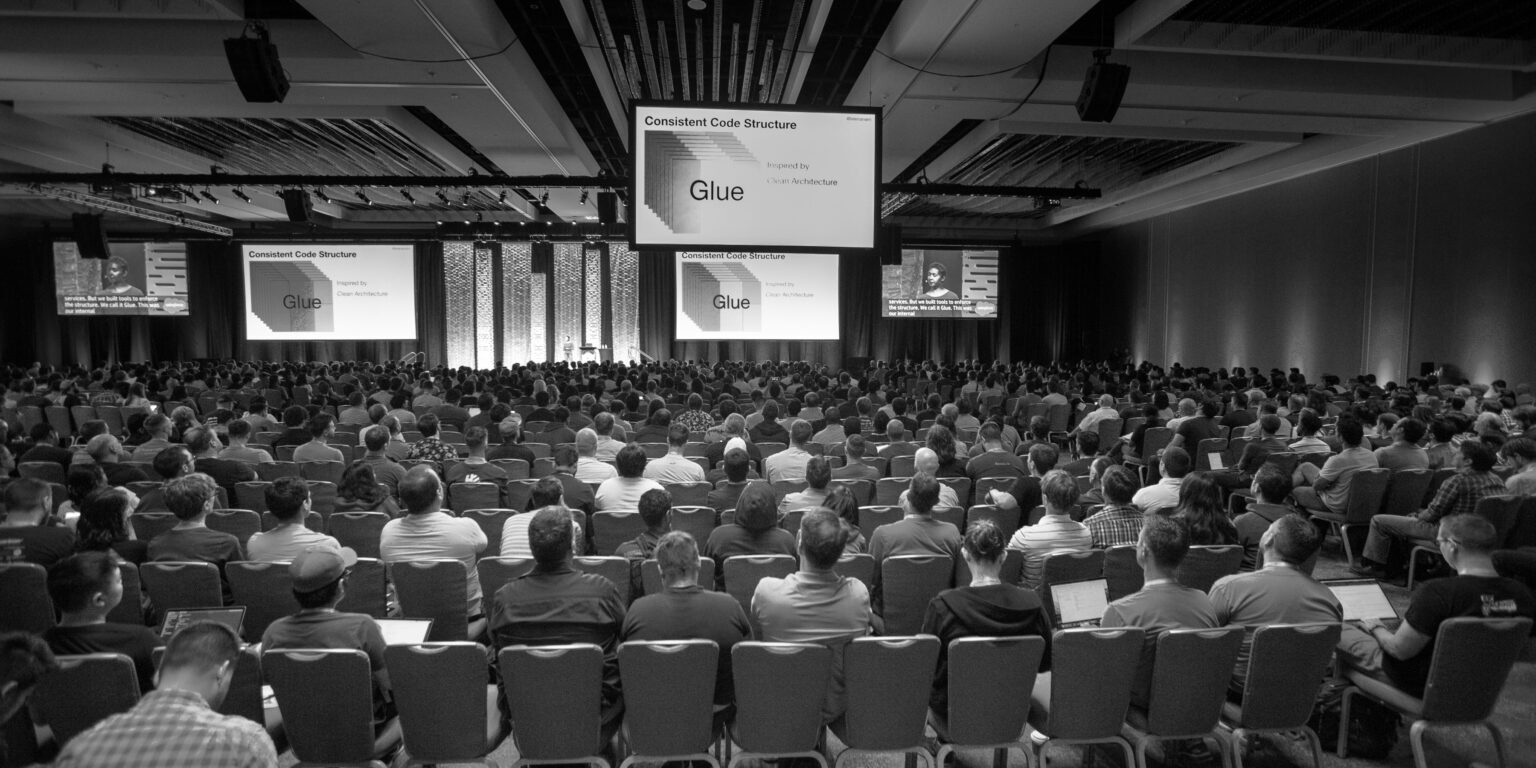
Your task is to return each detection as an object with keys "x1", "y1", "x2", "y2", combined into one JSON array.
[{"x1": 628, "y1": 99, "x2": 882, "y2": 253}]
